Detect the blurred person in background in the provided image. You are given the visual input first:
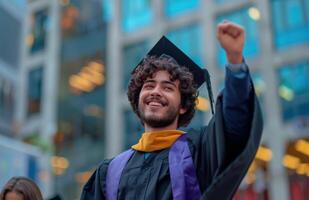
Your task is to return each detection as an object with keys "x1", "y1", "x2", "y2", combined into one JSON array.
[
  {"x1": 81, "y1": 21, "x2": 263, "y2": 200},
  {"x1": 0, "y1": 177, "x2": 43, "y2": 200}
]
